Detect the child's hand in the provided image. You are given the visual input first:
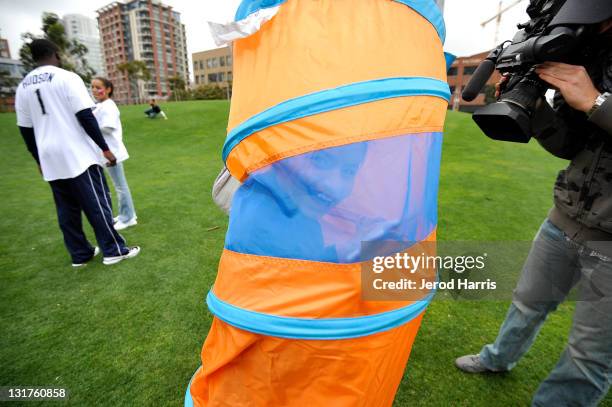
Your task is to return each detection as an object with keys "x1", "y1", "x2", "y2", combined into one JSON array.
[{"x1": 103, "y1": 150, "x2": 117, "y2": 167}]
